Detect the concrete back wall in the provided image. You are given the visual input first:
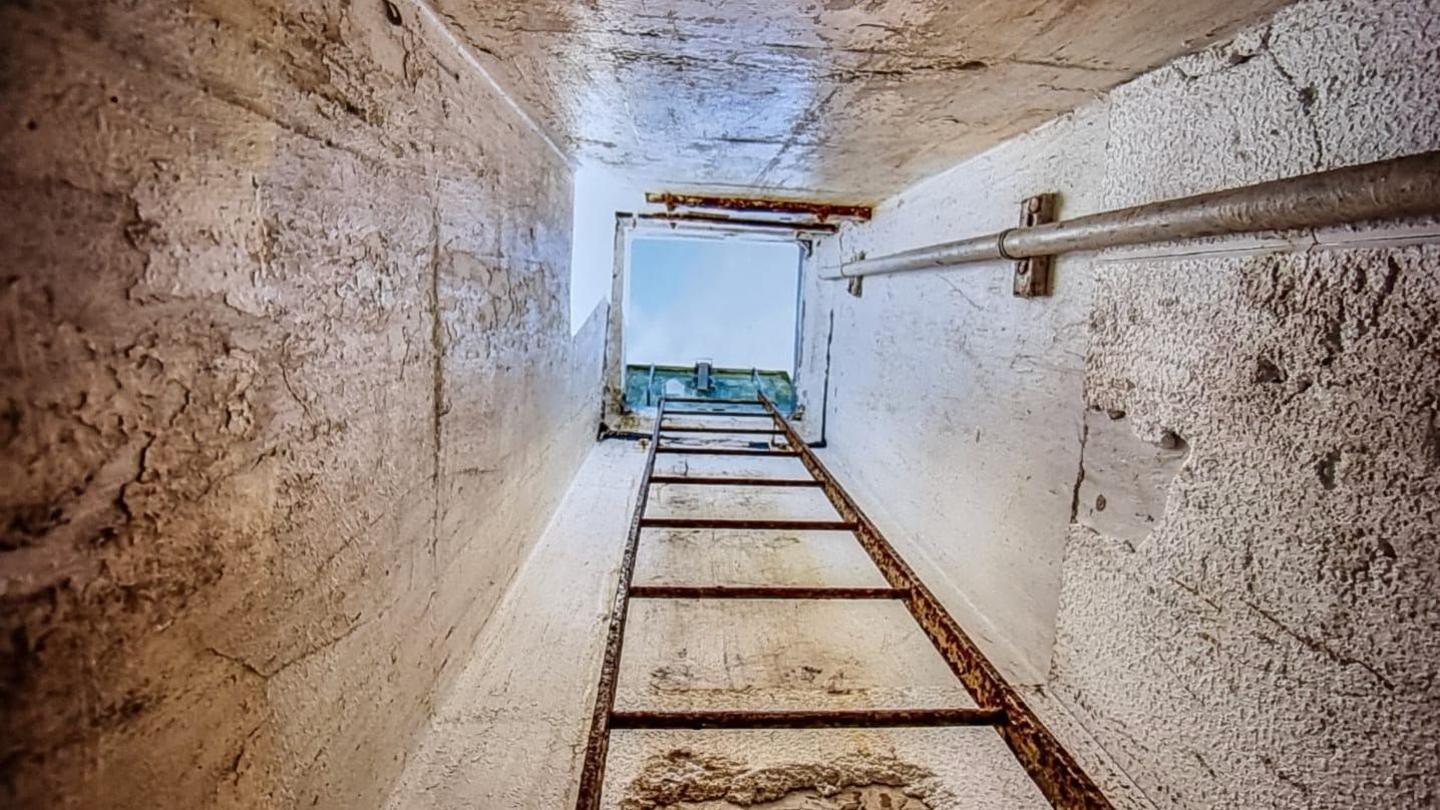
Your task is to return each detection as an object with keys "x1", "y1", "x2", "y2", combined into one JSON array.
[
  {"x1": 0, "y1": 1, "x2": 601, "y2": 807},
  {"x1": 799, "y1": 0, "x2": 1439, "y2": 805}
]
